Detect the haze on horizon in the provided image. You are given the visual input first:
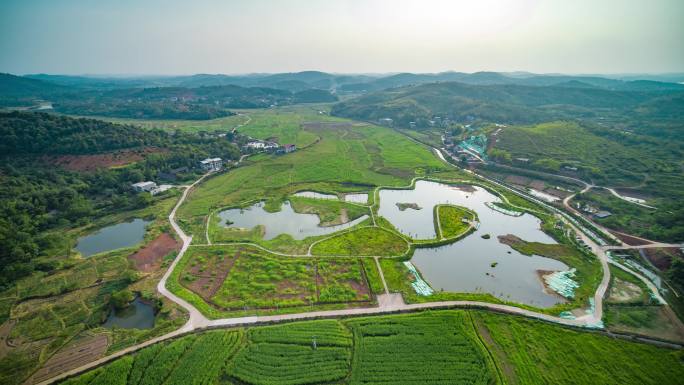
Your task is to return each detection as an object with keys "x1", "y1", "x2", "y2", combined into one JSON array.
[{"x1": 1, "y1": 0, "x2": 683, "y2": 76}]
